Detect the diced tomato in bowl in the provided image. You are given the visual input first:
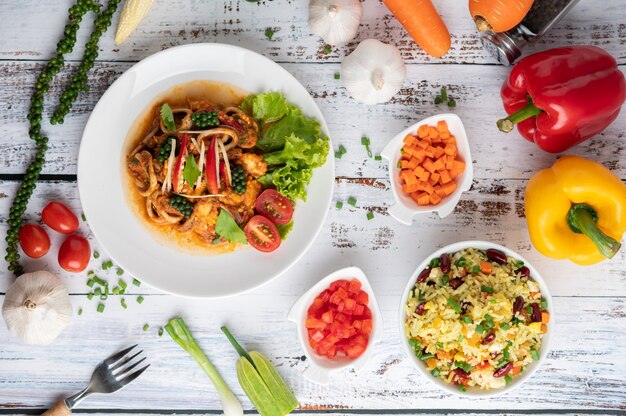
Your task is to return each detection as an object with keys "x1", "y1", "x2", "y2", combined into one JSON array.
[{"x1": 305, "y1": 278, "x2": 373, "y2": 360}]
